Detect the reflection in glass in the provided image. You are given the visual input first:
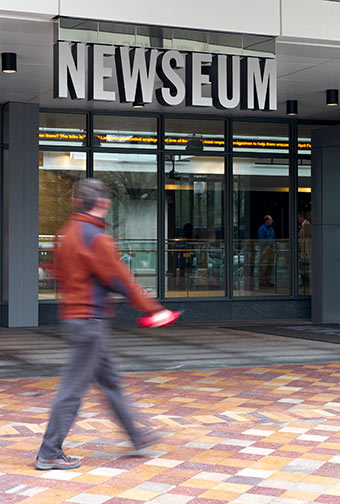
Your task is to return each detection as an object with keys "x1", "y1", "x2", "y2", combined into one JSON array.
[
  {"x1": 39, "y1": 152, "x2": 86, "y2": 299},
  {"x1": 59, "y1": 18, "x2": 98, "y2": 43},
  {"x1": 233, "y1": 158, "x2": 290, "y2": 296},
  {"x1": 39, "y1": 113, "x2": 87, "y2": 147},
  {"x1": 98, "y1": 22, "x2": 136, "y2": 45},
  {"x1": 93, "y1": 115, "x2": 157, "y2": 149},
  {"x1": 172, "y1": 28, "x2": 208, "y2": 52},
  {"x1": 233, "y1": 122, "x2": 289, "y2": 154},
  {"x1": 298, "y1": 160, "x2": 311, "y2": 296},
  {"x1": 59, "y1": 18, "x2": 275, "y2": 57},
  {"x1": 208, "y1": 32, "x2": 242, "y2": 55},
  {"x1": 165, "y1": 155, "x2": 224, "y2": 298},
  {"x1": 94, "y1": 153, "x2": 157, "y2": 296},
  {"x1": 242, "y1": 35, "x2": 276, "y2": 58},
  {"x1": 165, "y1": 118, "x2": 224, "y2": 151},
  {"x1": 136, "y1": 25, "x2": 173, "y2": 49}
]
